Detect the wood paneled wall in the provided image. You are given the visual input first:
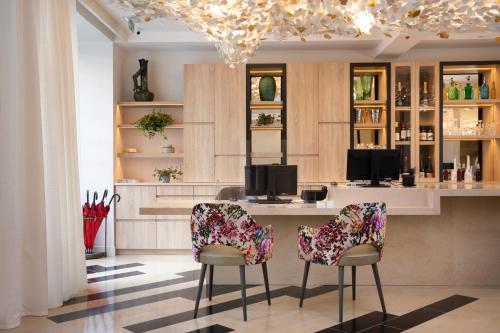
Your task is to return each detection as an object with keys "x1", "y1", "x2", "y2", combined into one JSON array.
[{"x1": 184, "y1": 62, "x2": 351, "y2": 184}]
